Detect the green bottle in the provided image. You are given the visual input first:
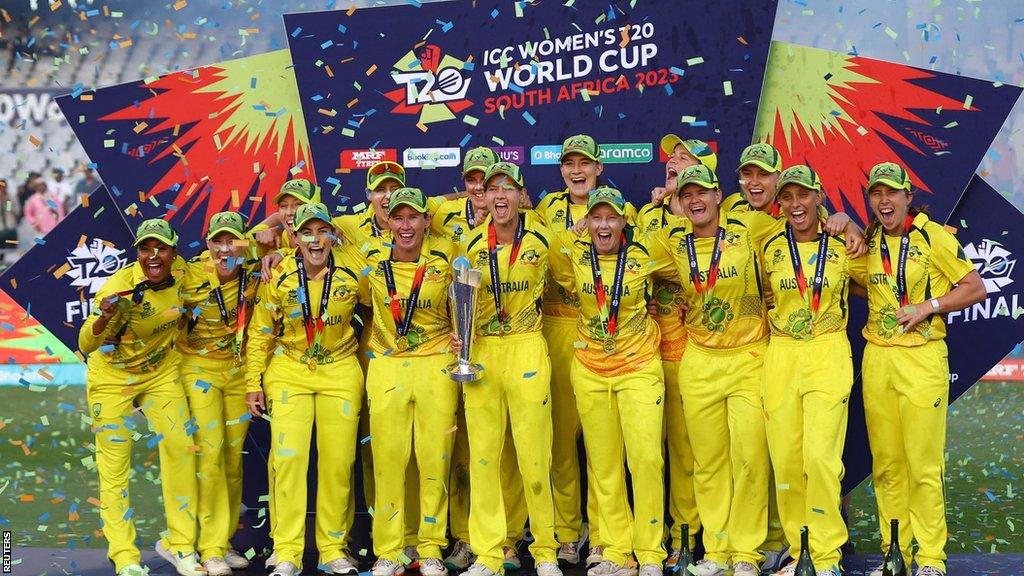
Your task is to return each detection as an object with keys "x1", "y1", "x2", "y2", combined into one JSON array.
[
  {"x1": 677, "y1": 523, "x2": 694, "y2": 573},
  {"x1": 883, "y1": 519, "x2": 908, "y2": 576},
  {"x1": 795, "y1": 526, "x2": 817, "y2": 576}
]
